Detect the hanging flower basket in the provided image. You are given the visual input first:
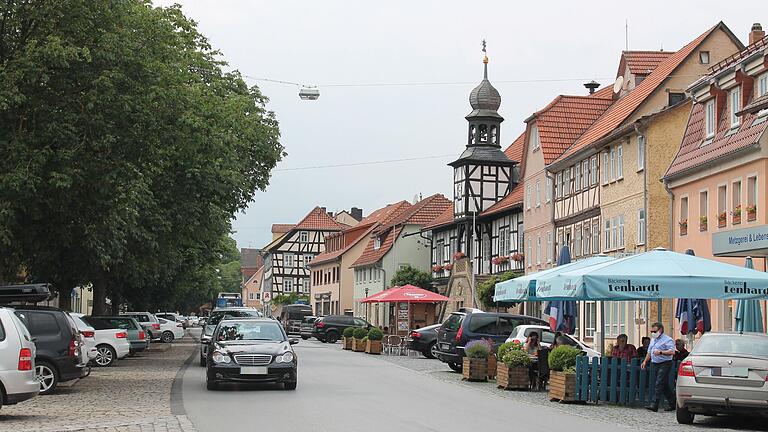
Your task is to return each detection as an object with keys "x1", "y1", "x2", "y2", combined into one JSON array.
[
  {"x1": 679, "y1": 219, "x2": 688, "y2": 236},
  {"x1": 443, "y1": 263, "x2": 453, "y2": 271},
  {"x1": 453, "y1": 251, "x2": 466, "y2": 261},
  {"x1": 732, "y1": 205, "x2": 742, "y2": 224},
  {"x1": 432, "y1": 264, "x2": 444, "y2": 272},
  {"x1": 492, "y1": 256, "x2": 509, "y2": 265},
  {"x1": 747, "y1": 204, "x2": 757, "y2": 221}
]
